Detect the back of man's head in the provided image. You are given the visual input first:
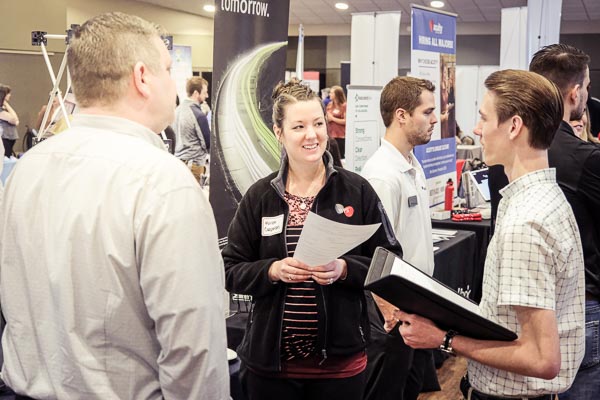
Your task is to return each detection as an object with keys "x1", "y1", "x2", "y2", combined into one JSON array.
[
  {"x1": 529, "y1": 44, "x2": 590, "y2": 100},
  {"x1": 68, "y1": 12, "x2": 164, "y2": 108},
  {"x1": 485, "y1": 69, "x2": 563, "y2": 150},
  {"x1": 186, "y1": 77, "x2": 208, "y2": 98},
  {"x1": 380, "y1": 76, "x2": 435, "y2": 127}
]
